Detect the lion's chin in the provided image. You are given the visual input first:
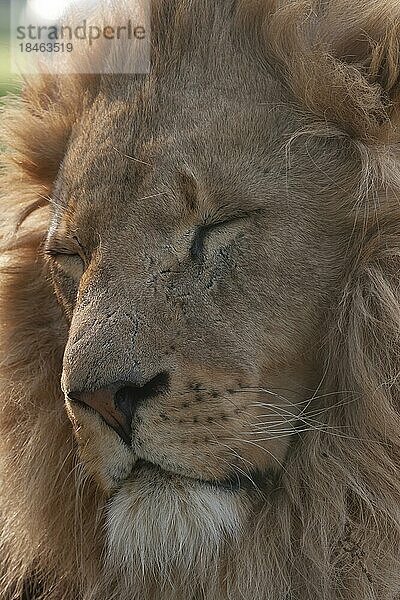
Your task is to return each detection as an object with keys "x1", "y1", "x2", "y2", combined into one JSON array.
[{"x1": 105, "y1": 460, "x2": 249, "y2": 574}]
